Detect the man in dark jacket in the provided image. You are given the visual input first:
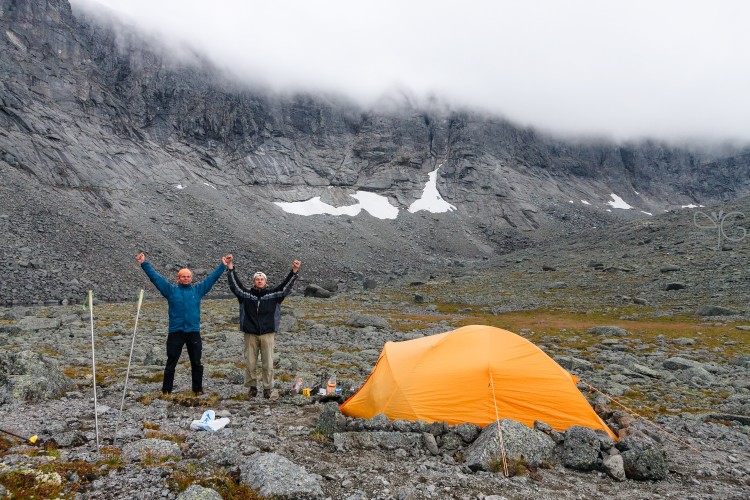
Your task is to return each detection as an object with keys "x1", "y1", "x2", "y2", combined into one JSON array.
[
  {"x1": 137, "y1": 252, "x2": 228, "y2": 395},
  {"x1": 225, "y1": 254, "x2": 300, "y2": 399}
]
